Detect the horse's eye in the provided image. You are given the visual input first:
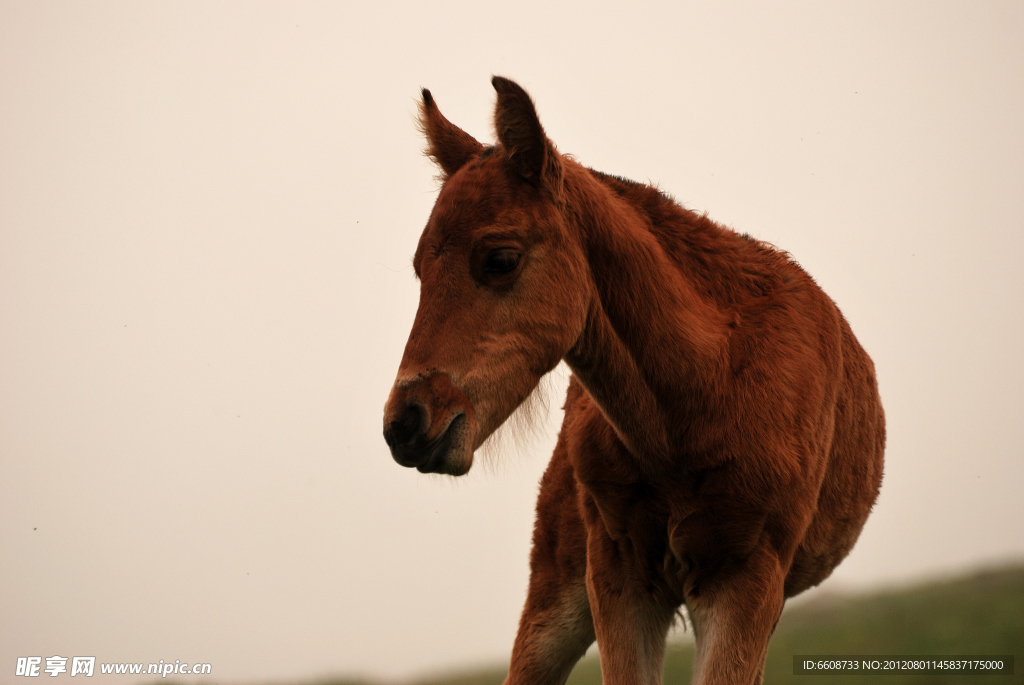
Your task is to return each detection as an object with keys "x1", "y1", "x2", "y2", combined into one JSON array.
[{"x1": 483, "y1": 249, "x2": 521, "y2": 275}]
